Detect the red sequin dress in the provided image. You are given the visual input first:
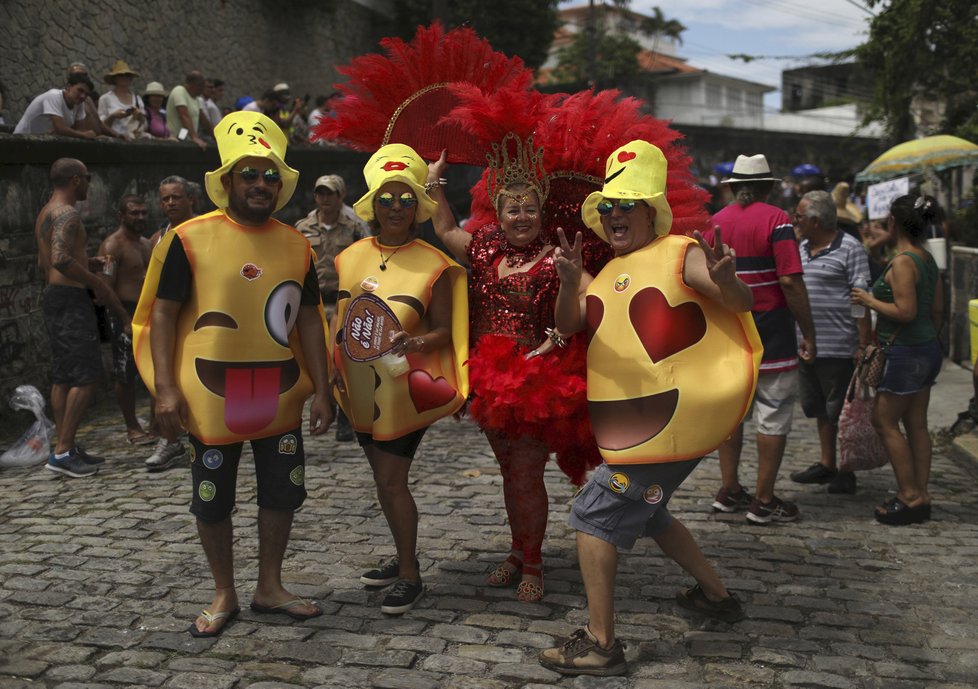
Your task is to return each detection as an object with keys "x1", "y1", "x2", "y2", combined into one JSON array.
[{"x1": 465, "y1": 223, "x2": 602, "y2": 485}]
